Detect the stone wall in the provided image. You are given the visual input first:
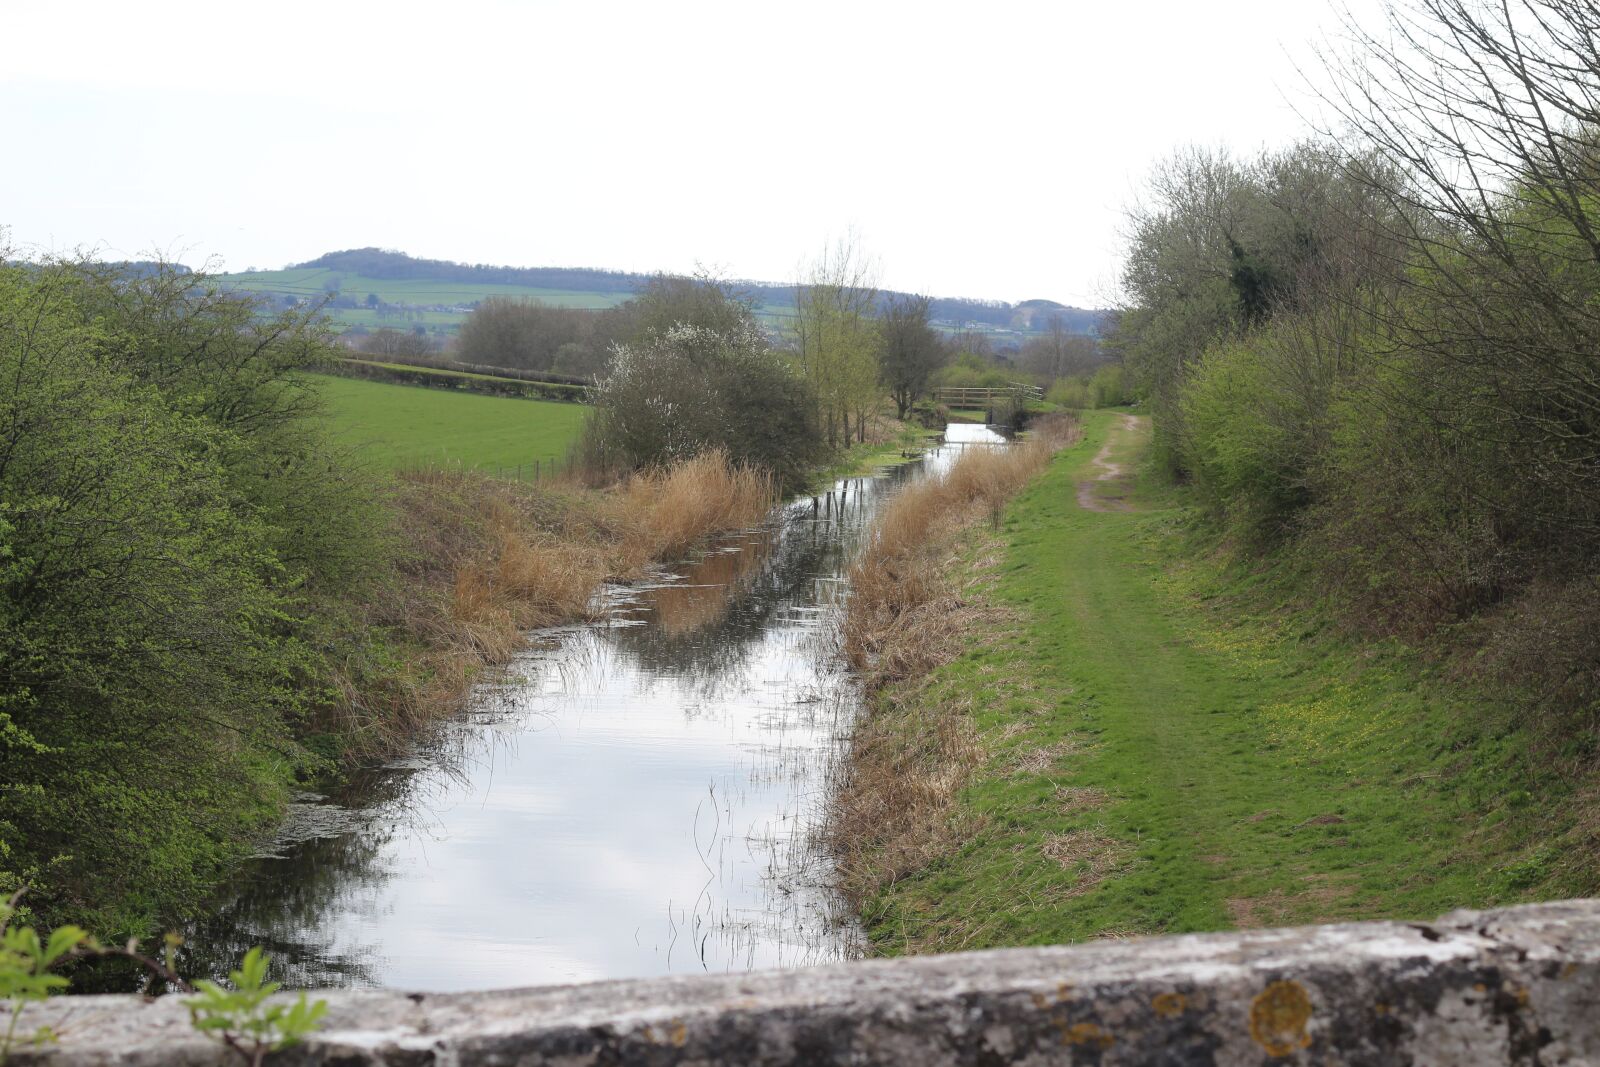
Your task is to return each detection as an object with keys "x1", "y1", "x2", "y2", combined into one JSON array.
[{"x1": 11, "y1": 900, "x2": 1600, "y2": 1065}]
